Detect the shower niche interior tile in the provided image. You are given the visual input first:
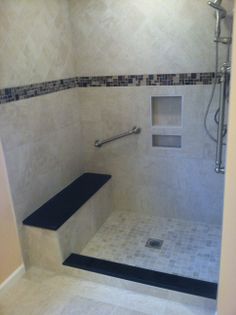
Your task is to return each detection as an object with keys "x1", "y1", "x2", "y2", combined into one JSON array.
[
  {"x1": 151, "y1": 96, "x2": 182, "y2": 127},
  {"x1": 152, "y1": 135, "x2": 181, "y2": 148},
  {"x1": 151, "y1": 96, "x2": 182, "y2": 149}
]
